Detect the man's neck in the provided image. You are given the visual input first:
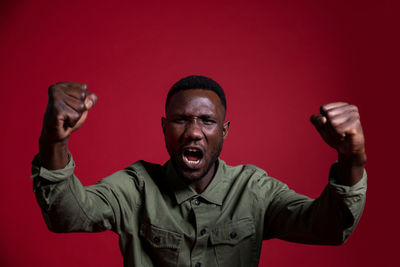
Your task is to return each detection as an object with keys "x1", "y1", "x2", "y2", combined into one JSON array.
[{"x1": 189, "y1": 162, "x2": 217, "y2": 194}]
